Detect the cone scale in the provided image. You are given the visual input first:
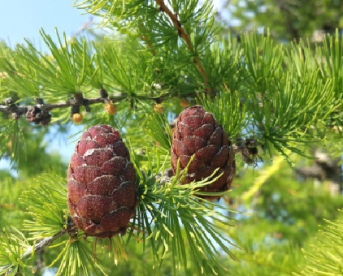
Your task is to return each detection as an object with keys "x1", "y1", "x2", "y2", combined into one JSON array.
[
  {"x1": 67, "y1": 125, "x2": 138, "y2": 238},
  {"x1": 171, "y1": 105, "x2": 236, "y2": 200}
]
